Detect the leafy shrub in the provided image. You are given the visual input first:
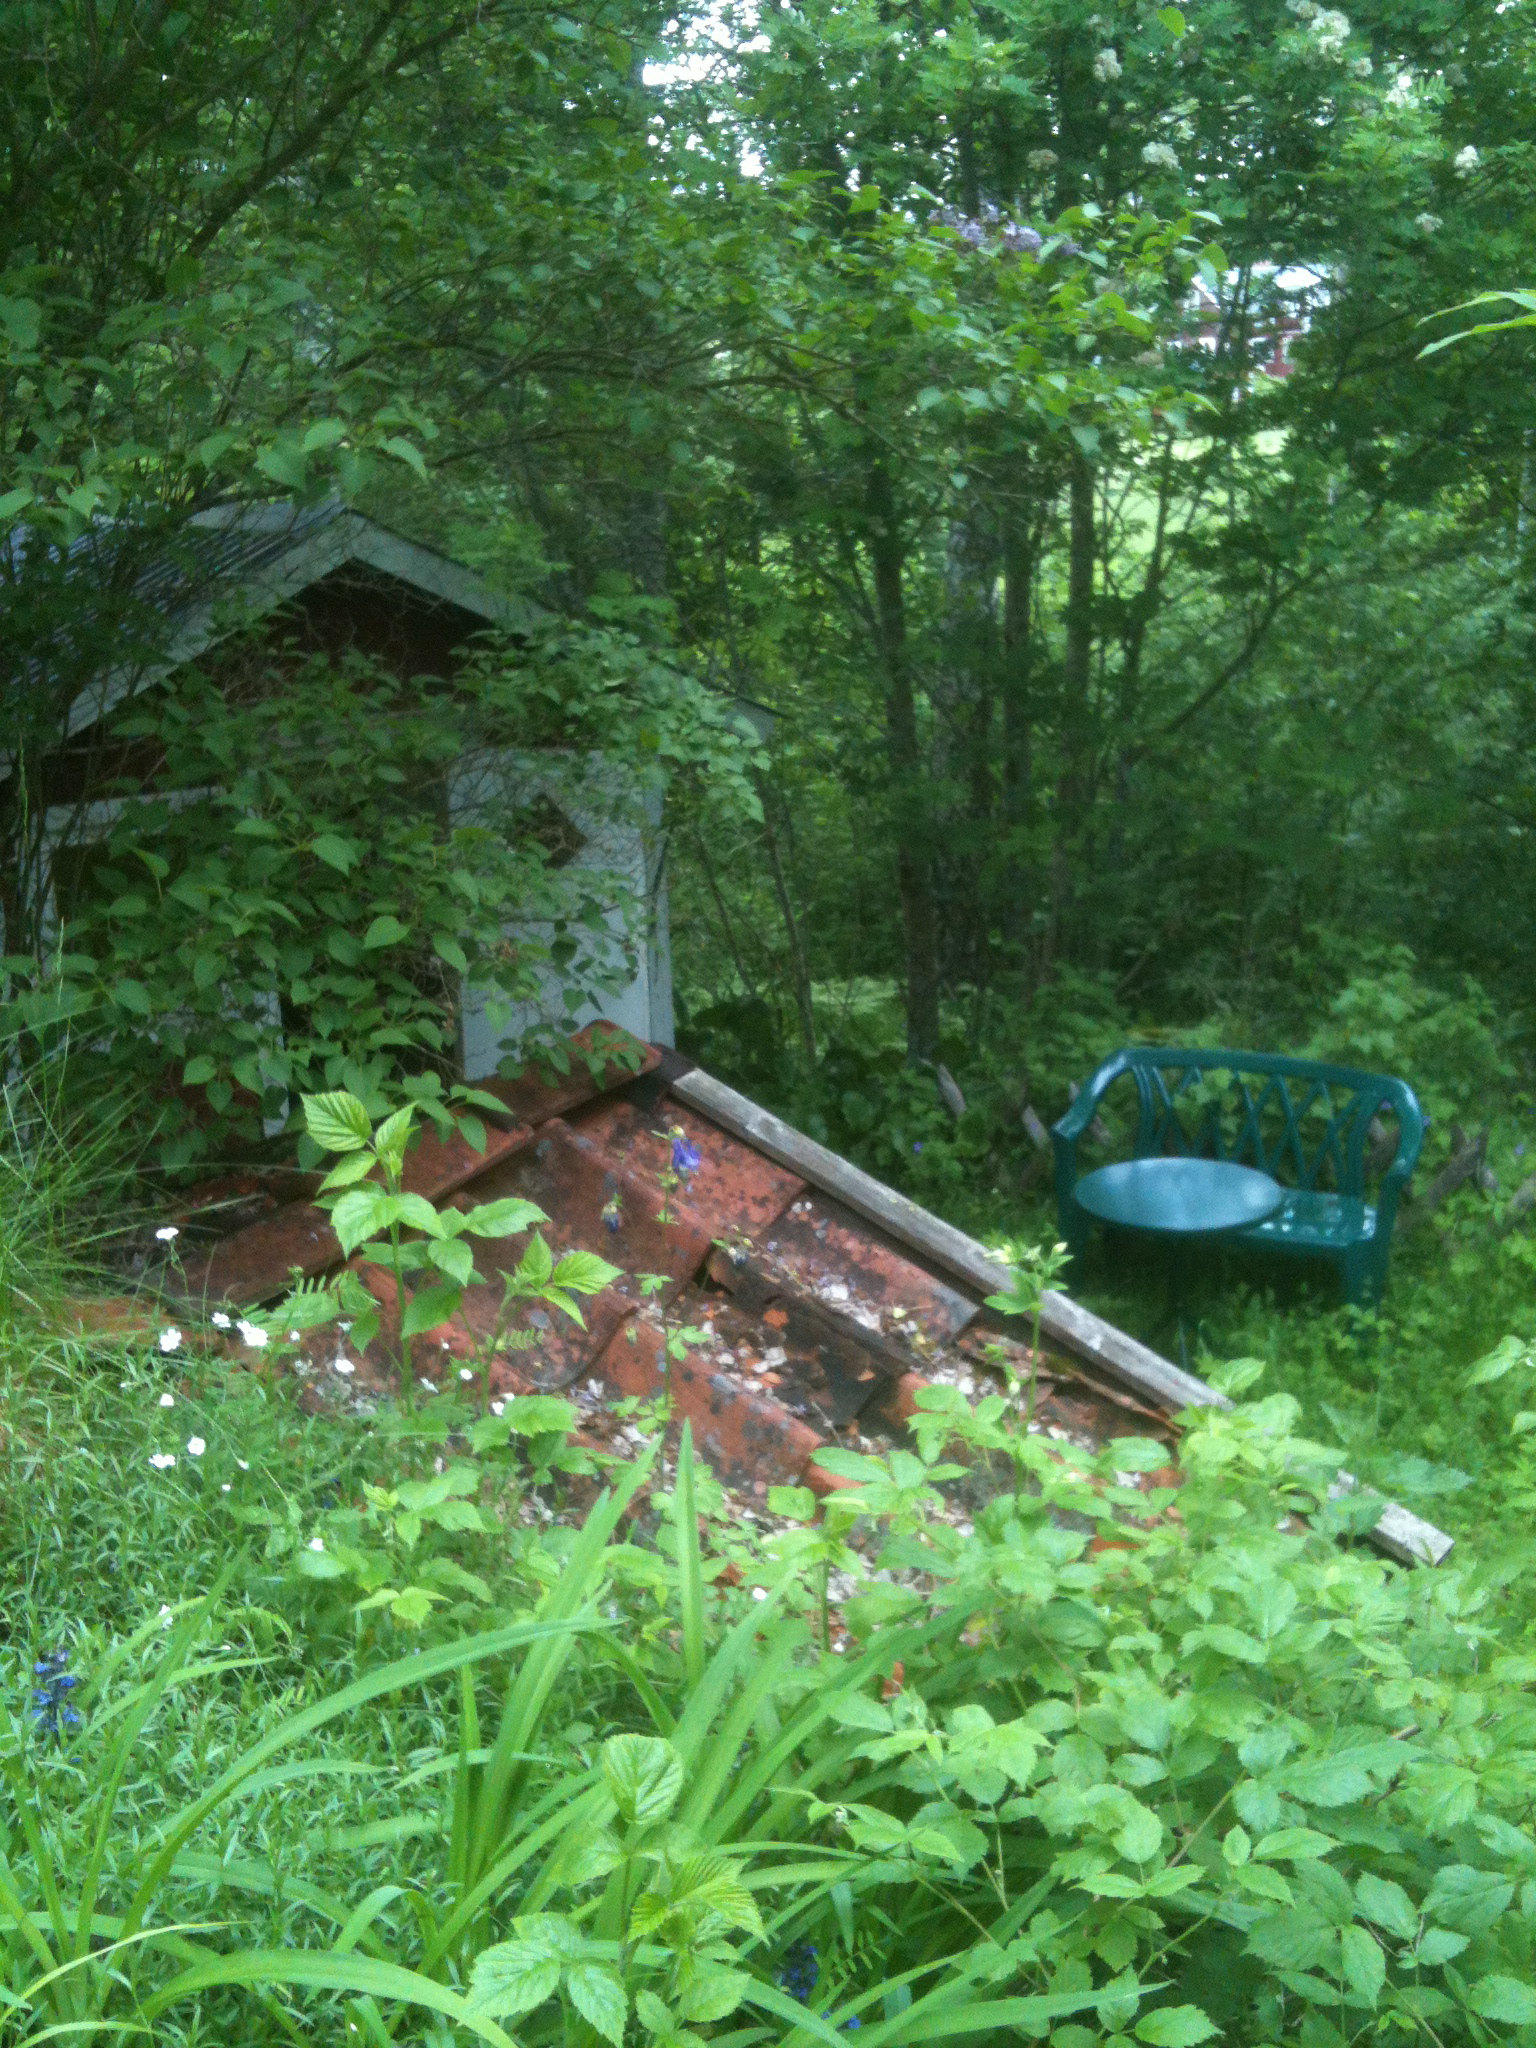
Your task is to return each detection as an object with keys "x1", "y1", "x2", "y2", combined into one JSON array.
[{"x1": 3, "y1": 617, "x2": 756, "y2": 1167}]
